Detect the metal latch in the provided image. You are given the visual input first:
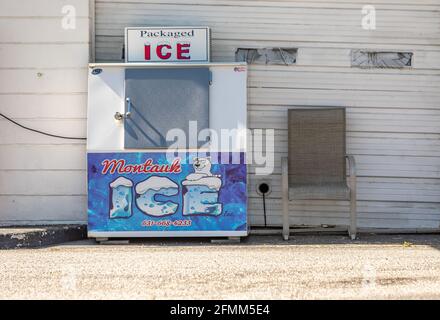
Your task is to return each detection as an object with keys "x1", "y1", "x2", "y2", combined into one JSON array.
[{"x1": 114, "y1": 97, "x2": 132, "y2": 120}]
